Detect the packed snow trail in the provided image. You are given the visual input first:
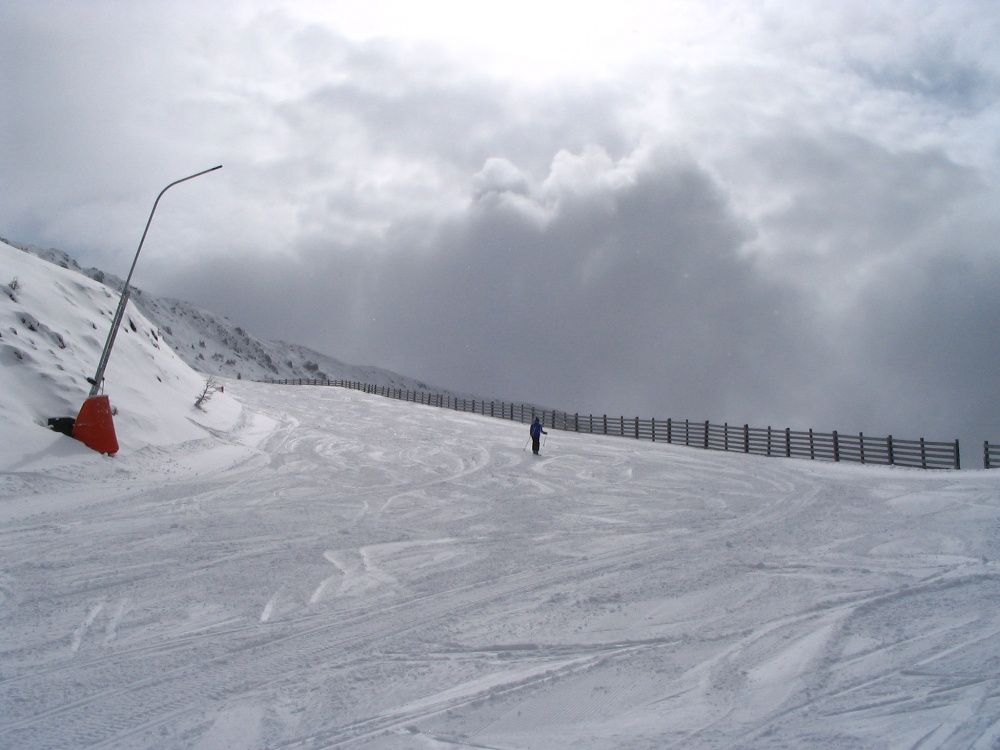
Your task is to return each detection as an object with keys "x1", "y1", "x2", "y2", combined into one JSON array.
[{"x1": 2, "y1": 381, "x2": 1000, "y2": 749}]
